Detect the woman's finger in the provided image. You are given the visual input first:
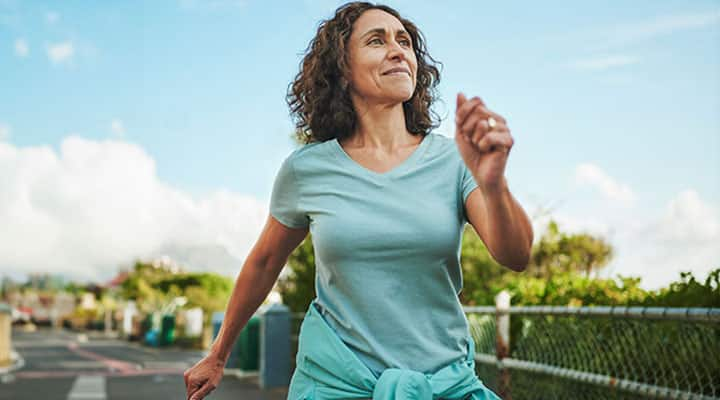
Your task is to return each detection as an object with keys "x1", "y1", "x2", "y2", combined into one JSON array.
[
  {"x1": 477, "y1": 131, "x2": 513, "y2": 154},
  {"x1": 471, "y1": 118, "x2": 489, "y2": 146},
  {"x1": 456, "y1": 92, "x2": 467, "y2": 110},
  {"x1": 483, "y1": 107, "x2": 507, "y2": 125},
  {"x1": 455, "y1": 97, "x2": 483, "y2": 127},
  {"x1": 468, "y1": 103, "x2": 508, "y2": 128},
  {"x1": 190, "y1": 381, "x2": 216, "y2": 400},
  {"x1": 186, "y1": 379, "x2": 204, "y2": 399},
  {"x1": 460, "y1": 106, "x2": 484, "y2": 137}
]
